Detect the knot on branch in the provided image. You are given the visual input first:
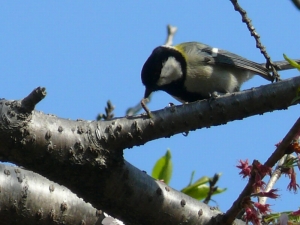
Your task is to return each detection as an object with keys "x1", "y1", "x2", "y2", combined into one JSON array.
[{"x1": 21, "y1": 87, "x2": 47, "y2": 112}]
